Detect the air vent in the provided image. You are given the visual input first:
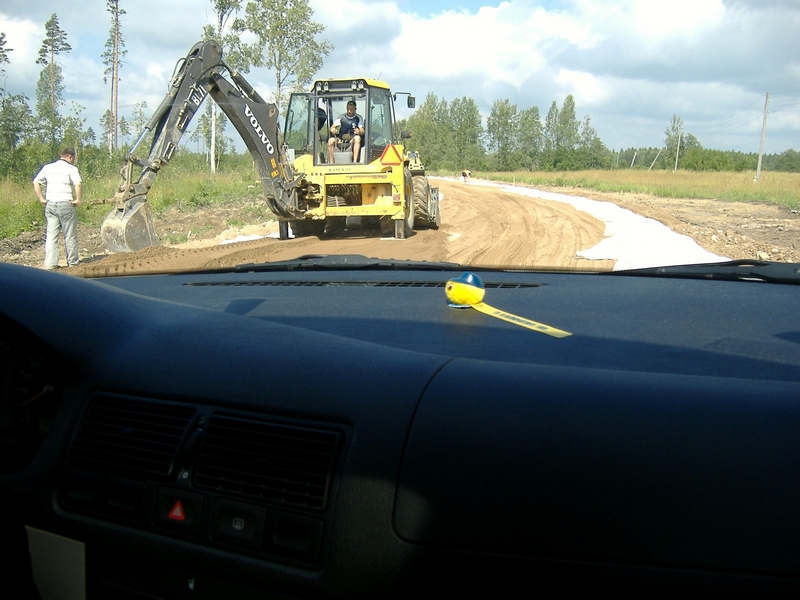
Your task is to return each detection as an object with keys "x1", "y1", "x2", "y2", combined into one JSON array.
[
  {"x1": 194, "y1": 414, "x2": 340, "y2": 510},
  {"x1": 68, "y1": 395, "x2": 196, "y2": 478},
  {"x1": 185, "y1": 280, "x2": 543, "y2": 289}
]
